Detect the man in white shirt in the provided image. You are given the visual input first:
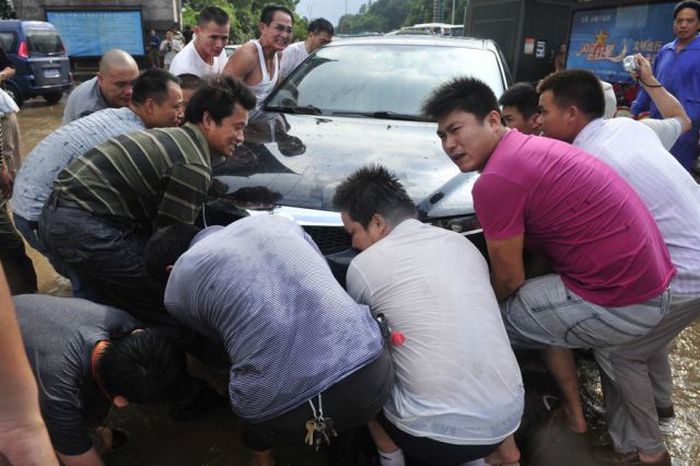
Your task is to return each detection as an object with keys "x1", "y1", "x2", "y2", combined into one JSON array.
[
  {"x1": 159, "y1": 28, "x2": 184, "y2": 71},
  {"x1": 168, "y1": 7, "x2": 229, "y2": 77},
  {"x1": 224, "y1": 5, "x2": 293, "y2": 107},
  {"x1": 279, "y1": 18, "x2": 334, "y2": 79},
  {"x1": 537, "y1": 68, "x2": 699, "y2": 466},
  {"x1": 335, "y1": 165, "x2": 524, "y2": 466}
]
